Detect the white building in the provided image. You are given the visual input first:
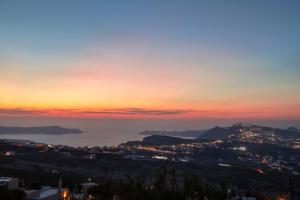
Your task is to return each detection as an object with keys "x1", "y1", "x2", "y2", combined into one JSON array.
[
  {"x1": 81, "y1": 182, "x2": 98, "y2": 194},
  {"x1": 26, "y1": 186, "x2": 69, "y2": 200},
  {"x1": 0, "y1": 176, "x2": 19, "y2": 189}
]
